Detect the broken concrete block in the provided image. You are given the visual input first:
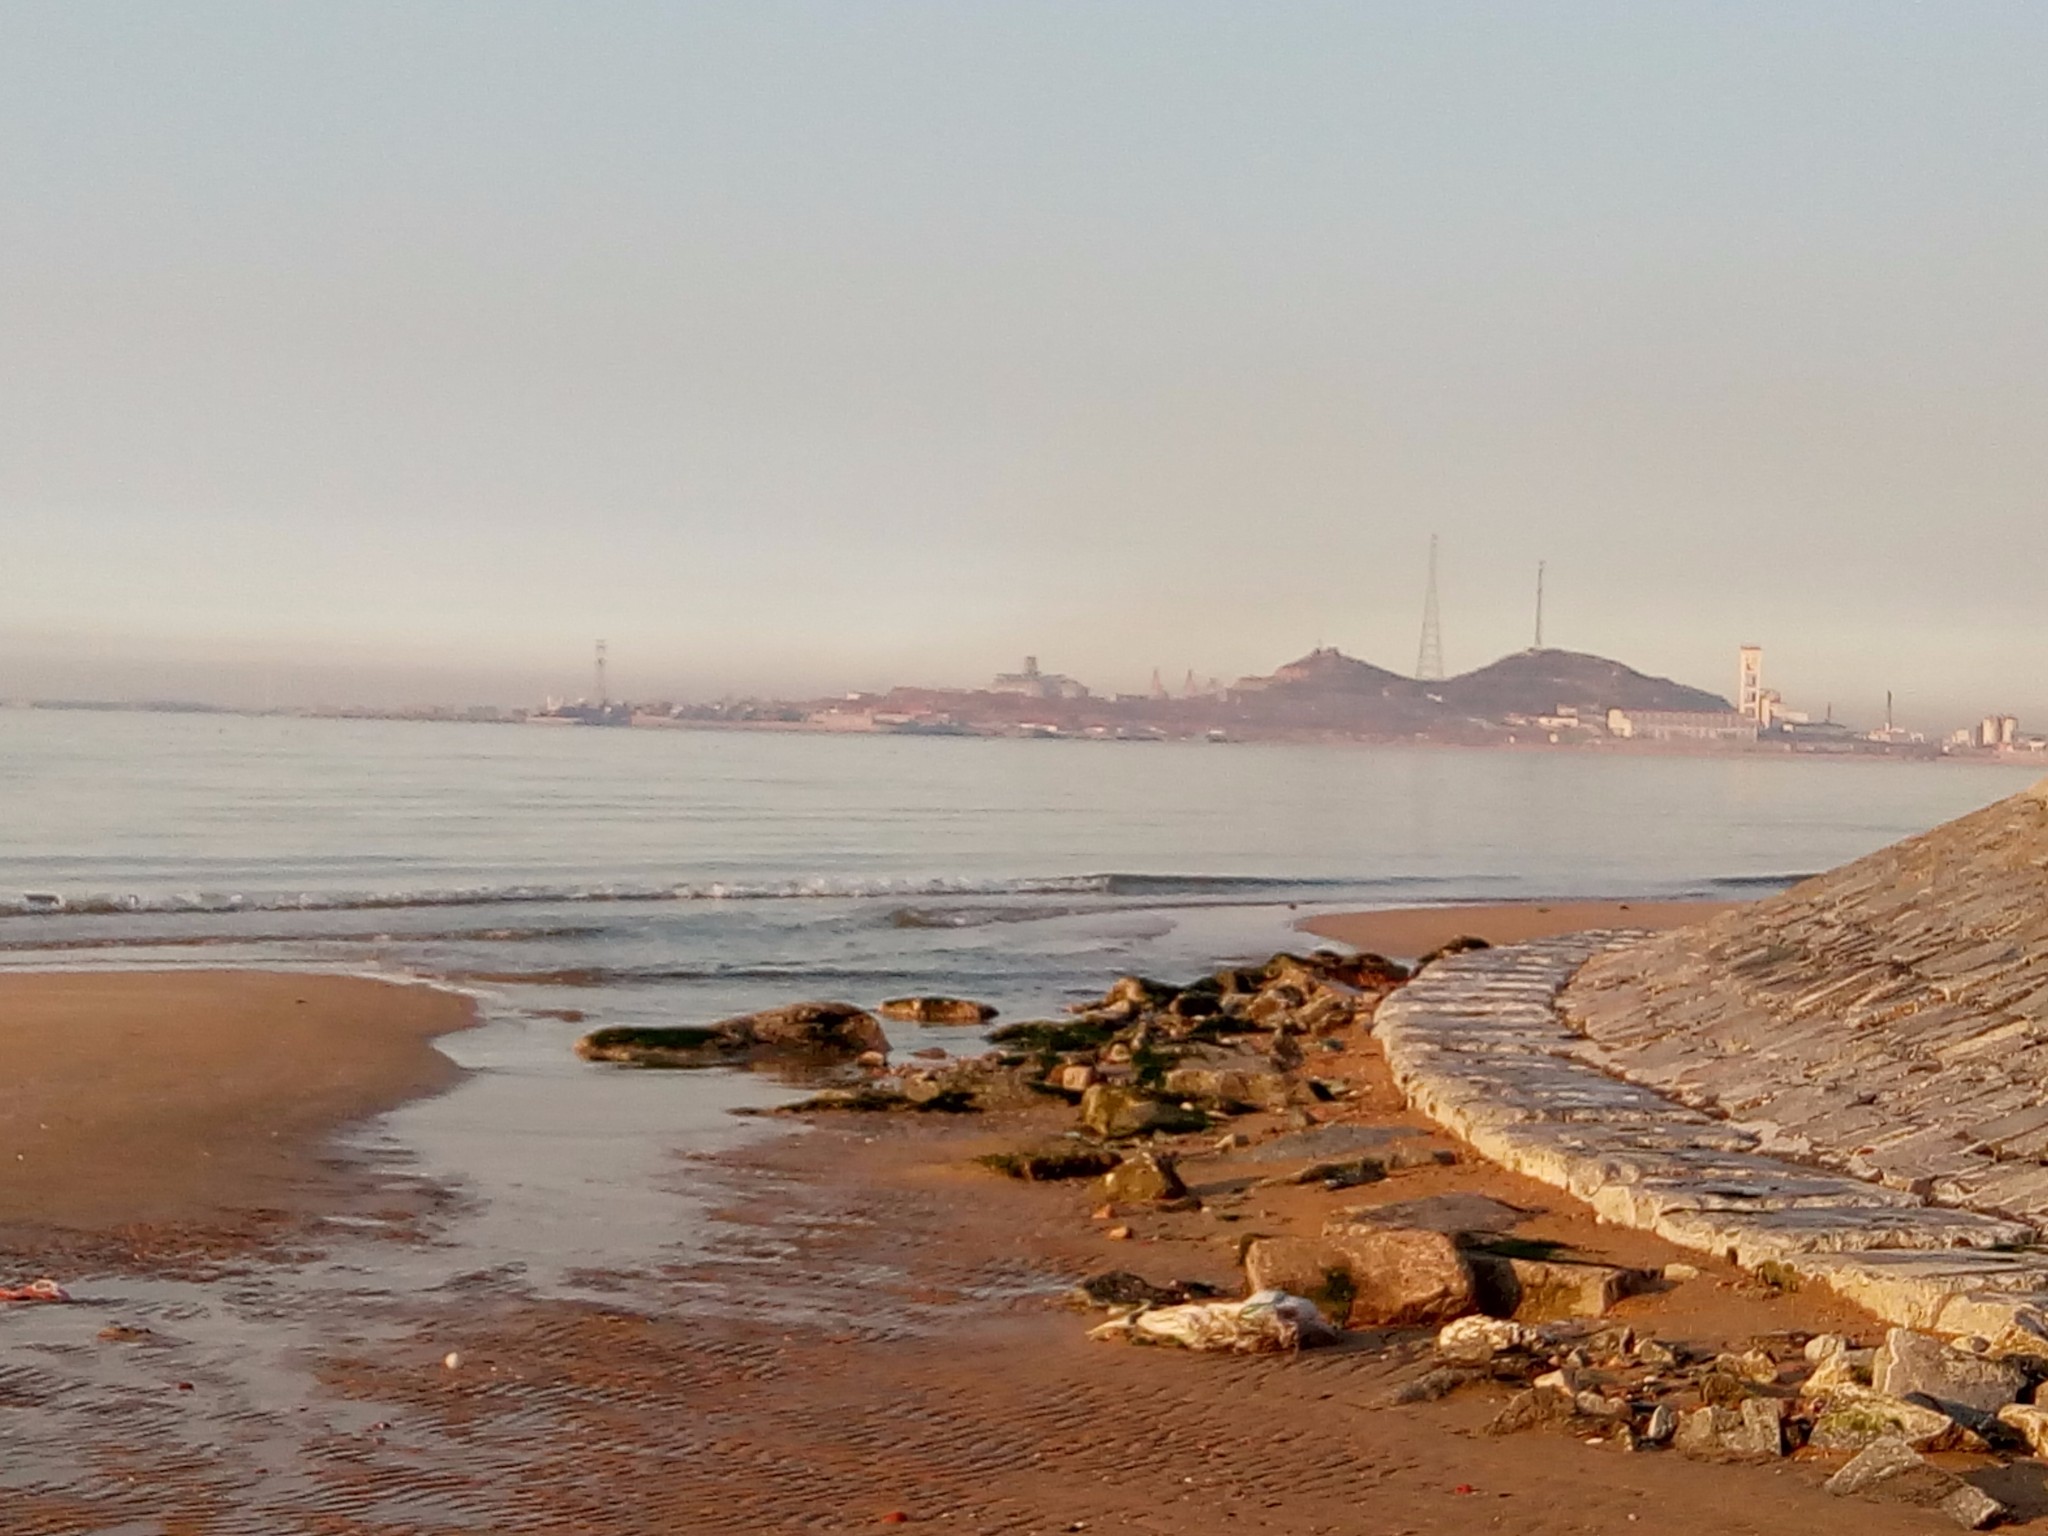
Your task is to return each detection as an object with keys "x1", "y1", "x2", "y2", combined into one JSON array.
[{"x1": 1871, "y1": 1327, "x2": 2026, "y2": 1420}]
